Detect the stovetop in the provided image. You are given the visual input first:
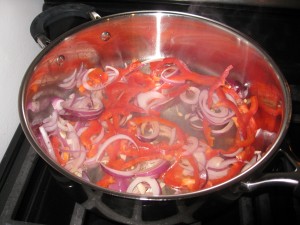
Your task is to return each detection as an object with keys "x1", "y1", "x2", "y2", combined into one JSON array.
[{"x1": 1, "y1": 1, "x2": 300, "y2": 225}]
